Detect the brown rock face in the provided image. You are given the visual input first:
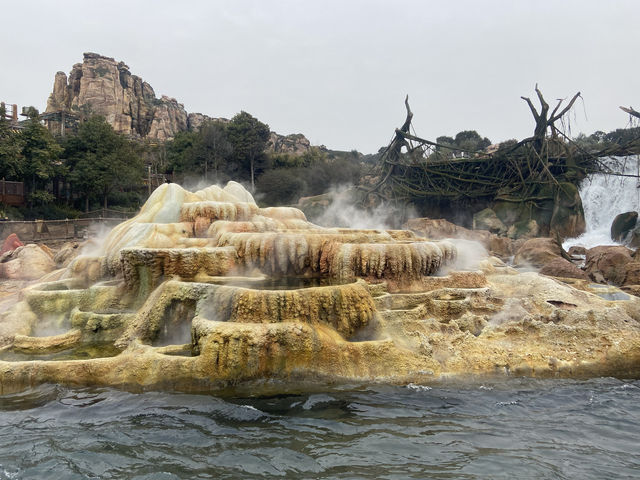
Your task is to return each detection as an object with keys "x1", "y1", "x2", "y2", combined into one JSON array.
[
  {"x1": 584, "y1": 245, "x2": 634, "y2": 285},
  {"x1": 46, "y1": 53, "x2": 193, "y2": 141},
  {"x1": 539, "y1": 257, "x2": 588, "y2": 280},
  {"x1": 45, "y1": 53, "x2": 314, "y2": 148},
  {"x1": 513, "y1": 237, "x2": 569, "y2": 268}
]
